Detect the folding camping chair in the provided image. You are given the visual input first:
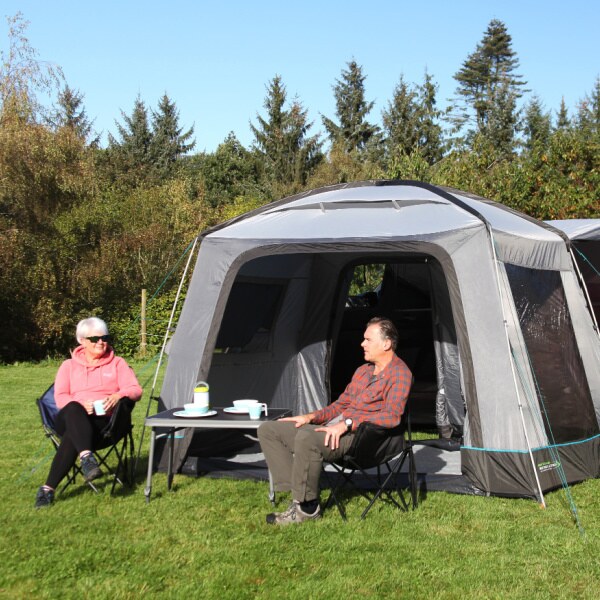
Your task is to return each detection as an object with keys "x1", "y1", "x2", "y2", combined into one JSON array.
[
  {"x1": 36, "y1": 384, "x2": 135, "y2": 495},
  {"x1": 322, "y1": 402, "x2": 417, "y2": 520}
]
